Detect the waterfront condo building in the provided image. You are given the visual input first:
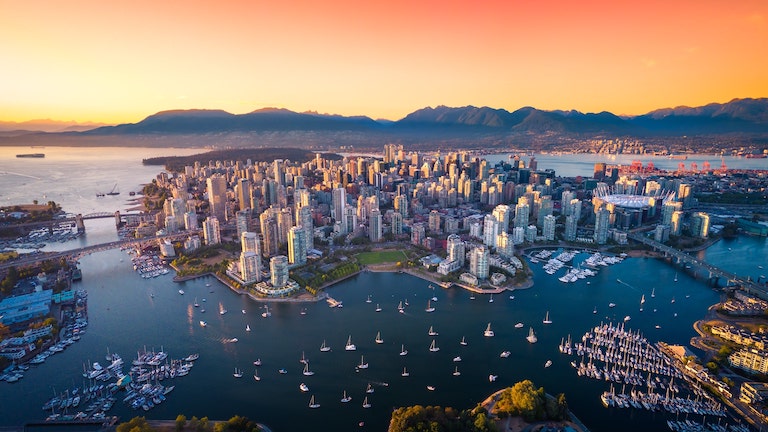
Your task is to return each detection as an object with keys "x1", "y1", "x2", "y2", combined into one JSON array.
[
  {"x1": 288, "y1": 226, "x2": 307, "y2": 265},
  {"x1": 270, "y1": 255, "x2": 289, "y2": 288},
  {"x1": 469, "y1": 245, "x2": 489, "y2": 280},
  {"x1": 202, "y1": 216, "x2": 221, "y2": 245},
  {"x1": 240, "y1": 251, "x2": 262, "y2": 284}
]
